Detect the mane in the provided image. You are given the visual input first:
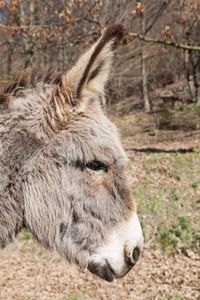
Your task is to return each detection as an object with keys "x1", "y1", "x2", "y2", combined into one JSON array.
[{"x1": 0, "y1": 68, "x2": 63, "y2": 104}]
